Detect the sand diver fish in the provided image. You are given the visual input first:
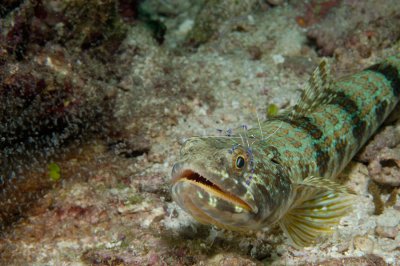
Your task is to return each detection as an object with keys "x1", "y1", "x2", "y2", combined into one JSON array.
[{"x1": 171, "y1": 54, "x2": 400, "y2": 247}]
